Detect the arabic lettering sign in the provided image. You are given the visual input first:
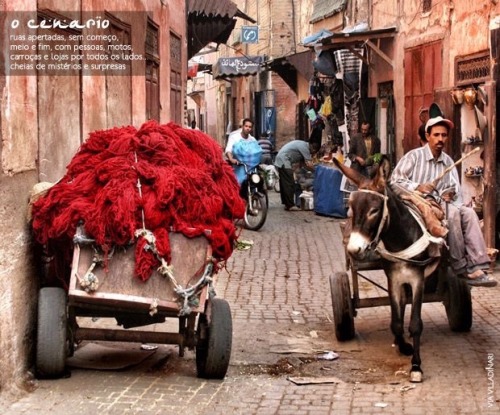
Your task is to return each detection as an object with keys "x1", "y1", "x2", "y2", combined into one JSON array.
[{"x1": 213, "y1": 55, "x2": 264, "y2": 79}]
